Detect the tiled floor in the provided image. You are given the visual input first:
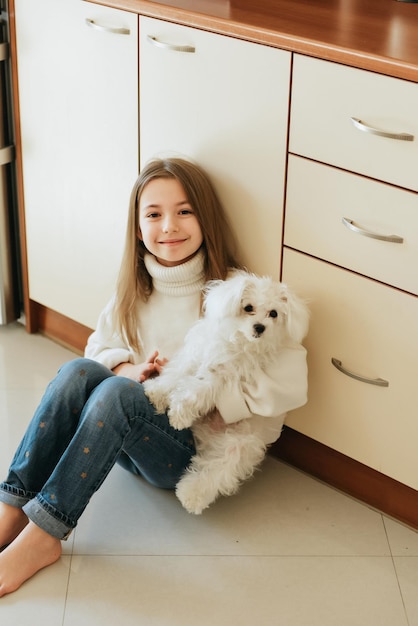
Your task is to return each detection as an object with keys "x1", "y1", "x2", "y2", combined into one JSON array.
[{"x1": 1, "y1": 321, "x2": 417, "y2": 625}]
